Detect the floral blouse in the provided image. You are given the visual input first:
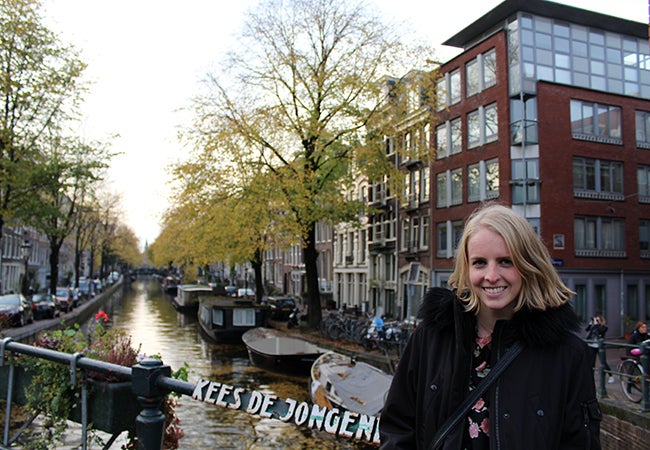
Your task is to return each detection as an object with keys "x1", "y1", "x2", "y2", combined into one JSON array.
[{"x1": 463, "y1": 334, "x2": 492, "y2": 449}]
